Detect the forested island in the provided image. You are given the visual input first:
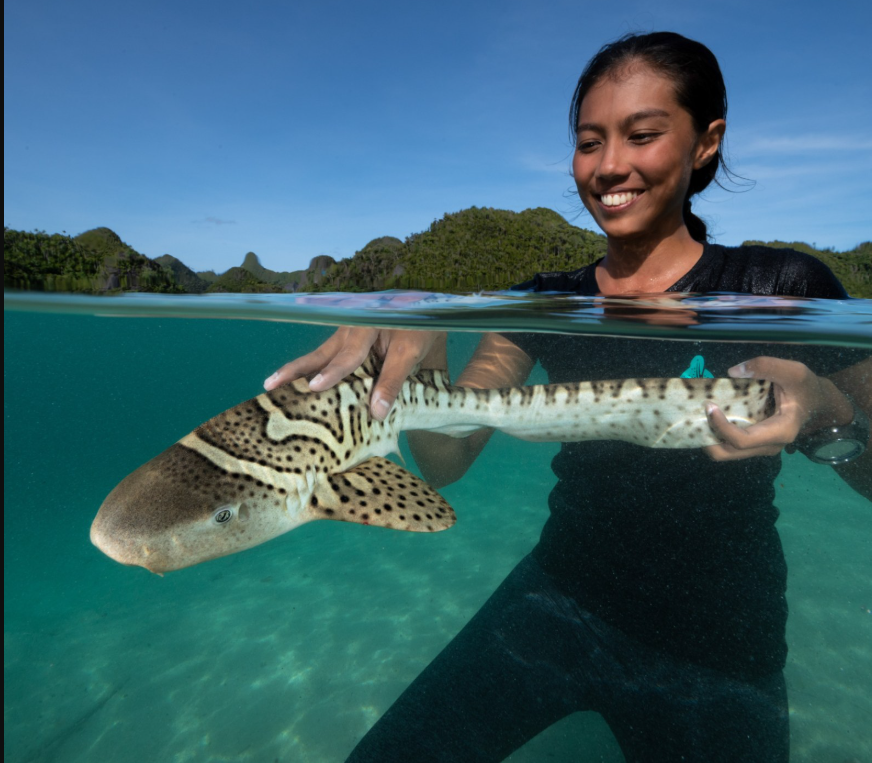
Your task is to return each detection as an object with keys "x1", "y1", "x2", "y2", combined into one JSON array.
[{"x1": 4, "y1": 207, "x2": 871, "y2": 297}]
